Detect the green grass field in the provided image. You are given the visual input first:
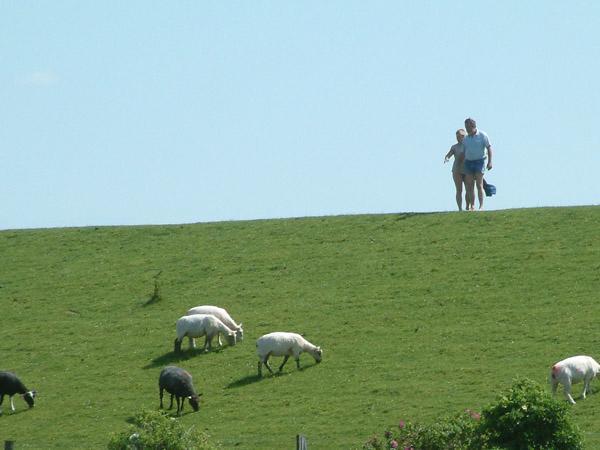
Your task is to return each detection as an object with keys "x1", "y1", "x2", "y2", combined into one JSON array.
[{"x1": 1, "y1": 206, "x2": 599, "y2": 449}]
